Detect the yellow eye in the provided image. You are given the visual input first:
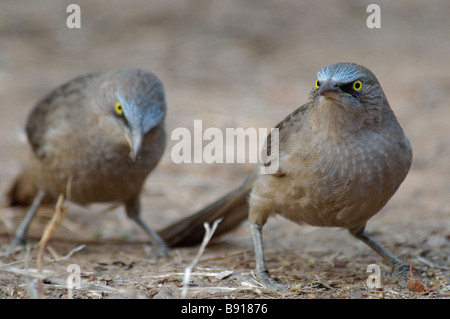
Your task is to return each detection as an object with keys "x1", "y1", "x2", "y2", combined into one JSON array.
[
  {"x1": 115, "y1": 101, "x2": 123, "y2": 115},
  {"x1": 315, "y1": 79, "x2": 320, "y2": 89},
  {"x1": 352, "y1": 80, "x2": 363, "y2": 91}
]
